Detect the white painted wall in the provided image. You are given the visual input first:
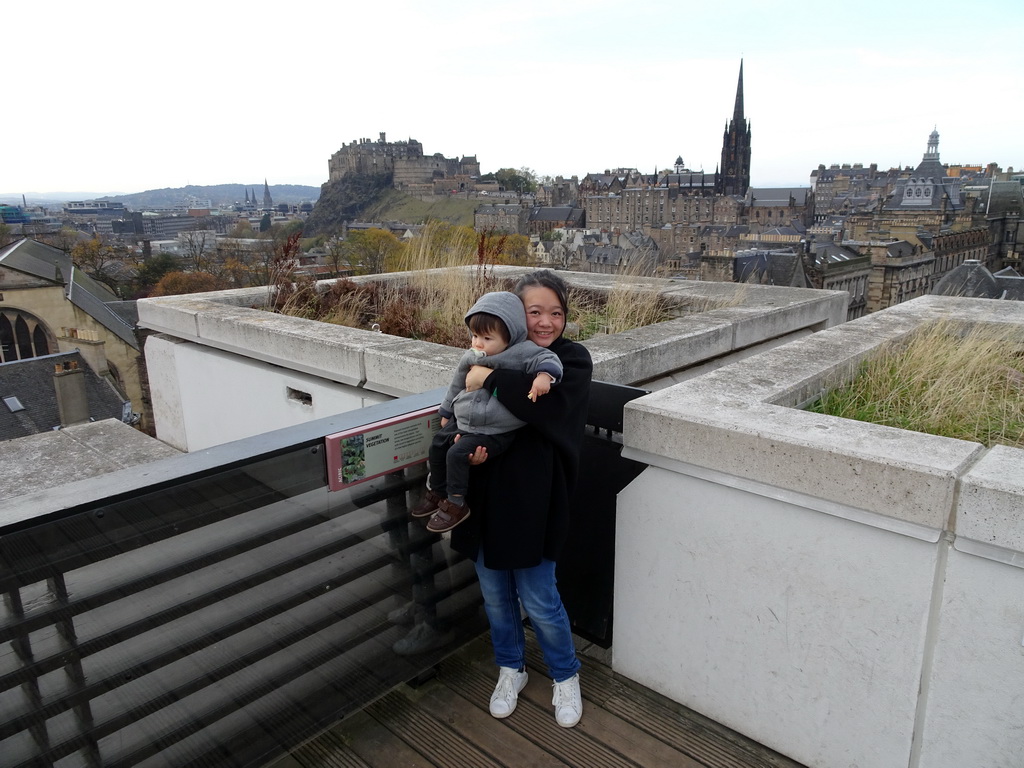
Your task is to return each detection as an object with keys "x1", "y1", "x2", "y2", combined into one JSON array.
[
  {"x1": 615, "y1": 299, "x2": 1024, "y2": 768},
  {"x1": 915, "y1": 550, "x2": 1024, "y2": 768},
  {"x1": 613, "y1": 464, "x2": 940, "y2": 768},
  {"x1": 146, "y1": 334, "x2": 390, "y2": 451}
]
